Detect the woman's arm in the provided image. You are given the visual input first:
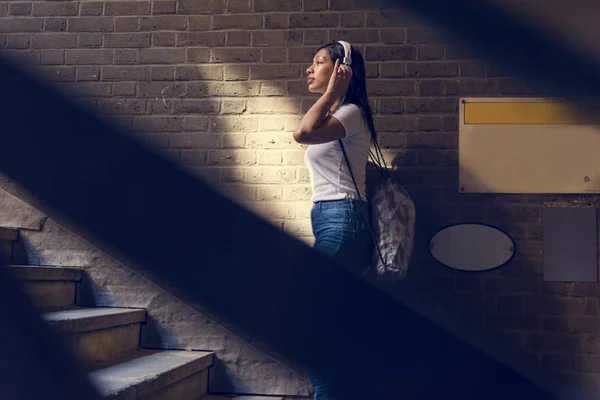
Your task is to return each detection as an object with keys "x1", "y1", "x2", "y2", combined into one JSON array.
[{"x1": 293, "y1": 60, "x2": 351, "y2": 145}]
